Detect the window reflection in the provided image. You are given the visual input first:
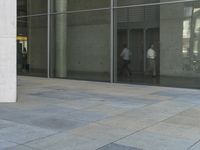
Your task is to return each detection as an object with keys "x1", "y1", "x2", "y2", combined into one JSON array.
[
  {"x1": 183, "y1": 4, "x2": 200, "y2": 73},
  {"x1": 193, "y1": 9, "x2": 200, "y2": 56},
  {"x1": 182, "y1": 19, "x2": 191, "y2": 57}
]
